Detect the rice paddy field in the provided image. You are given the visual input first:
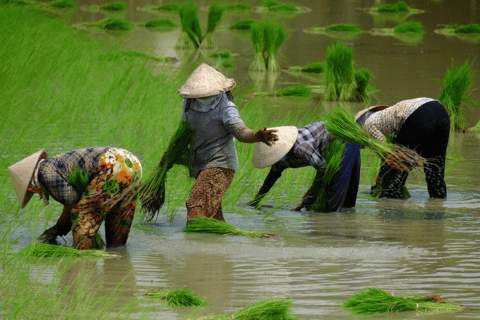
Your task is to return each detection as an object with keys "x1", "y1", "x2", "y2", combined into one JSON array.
[{"x1": 1, "y1": 0, "x2": 480, "y2": 319}]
